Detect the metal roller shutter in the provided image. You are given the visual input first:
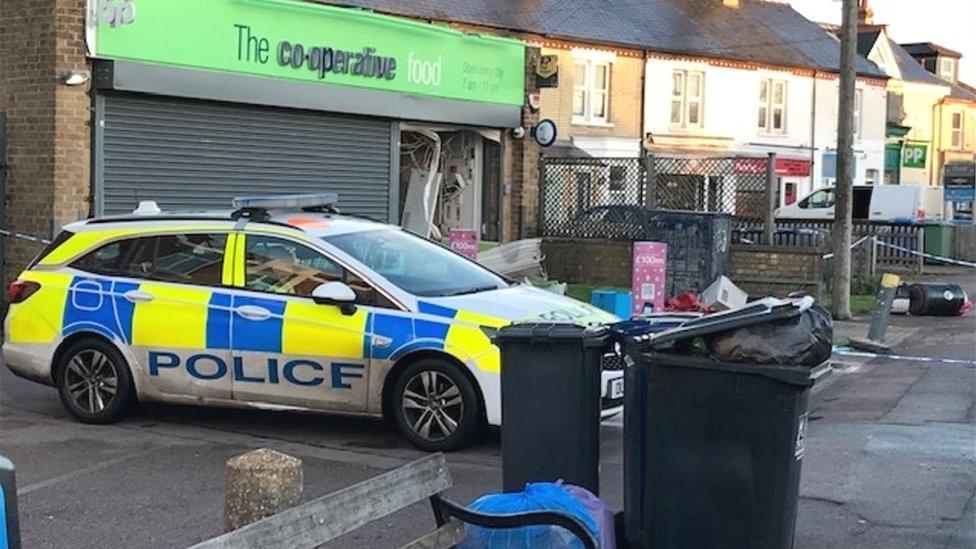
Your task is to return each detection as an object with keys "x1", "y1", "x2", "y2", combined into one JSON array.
[{"x1": 98, "y1": 94, "x2": 393, "y2": 219}]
